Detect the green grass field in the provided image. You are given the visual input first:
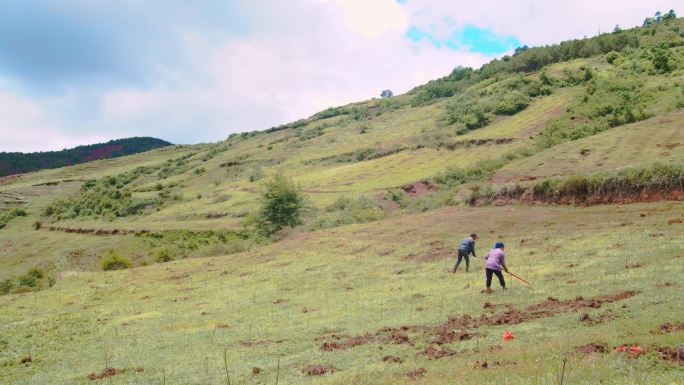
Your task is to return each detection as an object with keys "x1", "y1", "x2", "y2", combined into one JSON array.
[
  {"x1": 2, "y1": 17, "x2": 684, "y2": 385},
  {"x1": 1, "y1": 202, "x2": 682, "y2": 384}
]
